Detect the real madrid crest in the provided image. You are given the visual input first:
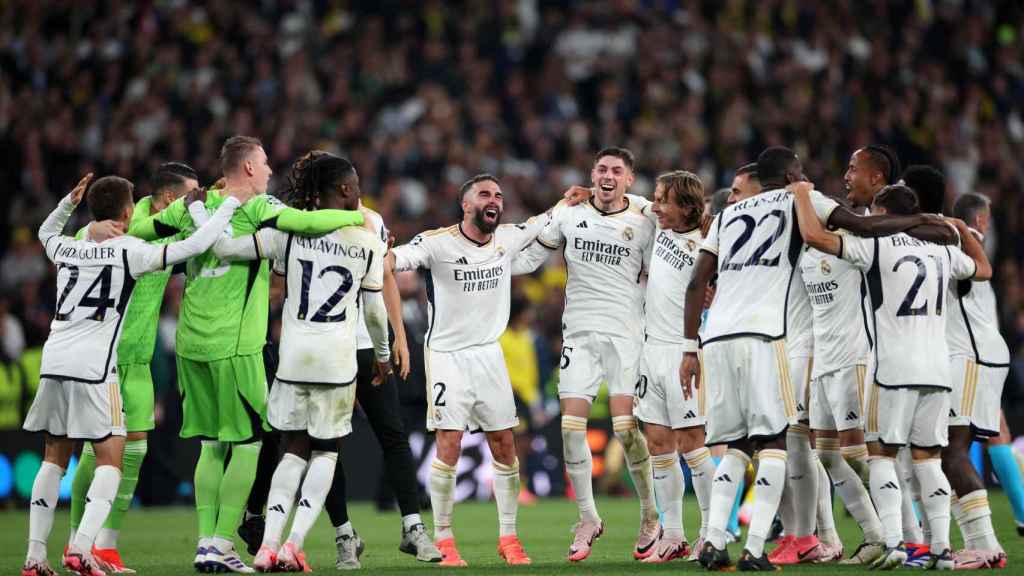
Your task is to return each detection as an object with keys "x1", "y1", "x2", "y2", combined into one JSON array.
[
  {"x1": 623, "y1": 226, "x2": 634, "y2": 241},
  {"x1": 820, "y1": 259, "x2": 832, "y2": 275},
  {"x1": 497, "y1": 246, "x2": 506, "y2": 257},
  {"x1": 686, "y1": 239, "x2": 697, "y2": 252}
]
